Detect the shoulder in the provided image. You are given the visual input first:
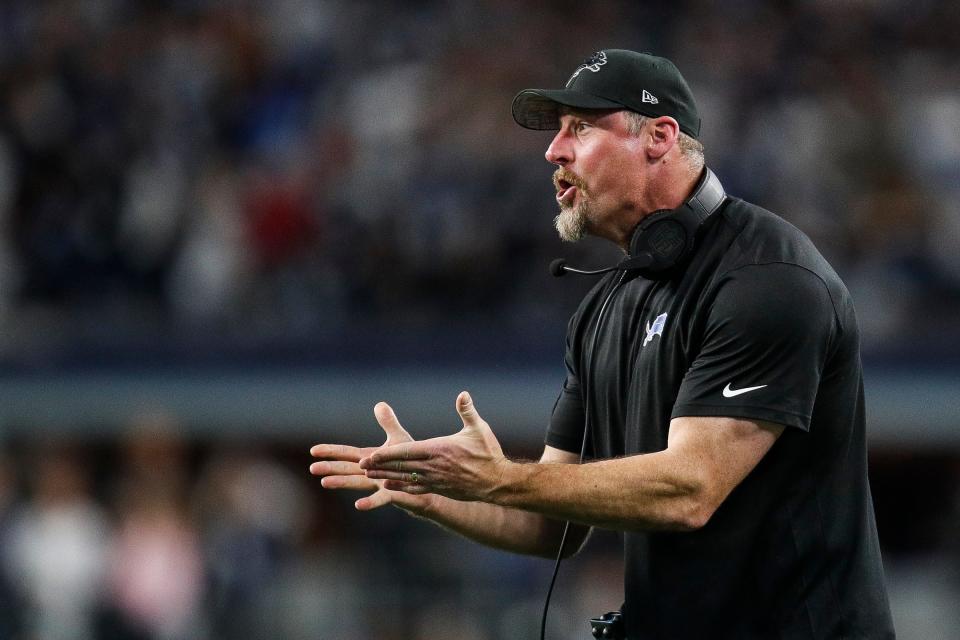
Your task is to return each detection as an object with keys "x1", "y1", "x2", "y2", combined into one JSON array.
[
  {"x1": 718, "y1": 198, "x2": 825, "y2": 269},
  {"x1": 711, "y1": 198, "x2": 855, "y2": 328},
  {"x1": 711, "y1": 262, "x2": 839, "y2": 337}
]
